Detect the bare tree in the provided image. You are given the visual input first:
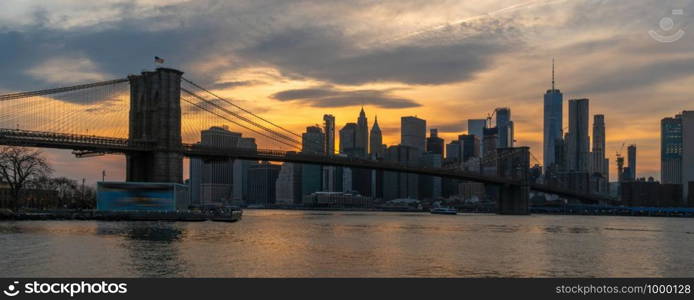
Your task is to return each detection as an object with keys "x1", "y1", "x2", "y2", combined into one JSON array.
[{"x1": 0, "y1": 146, "x2": 53, "y2": 210}]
